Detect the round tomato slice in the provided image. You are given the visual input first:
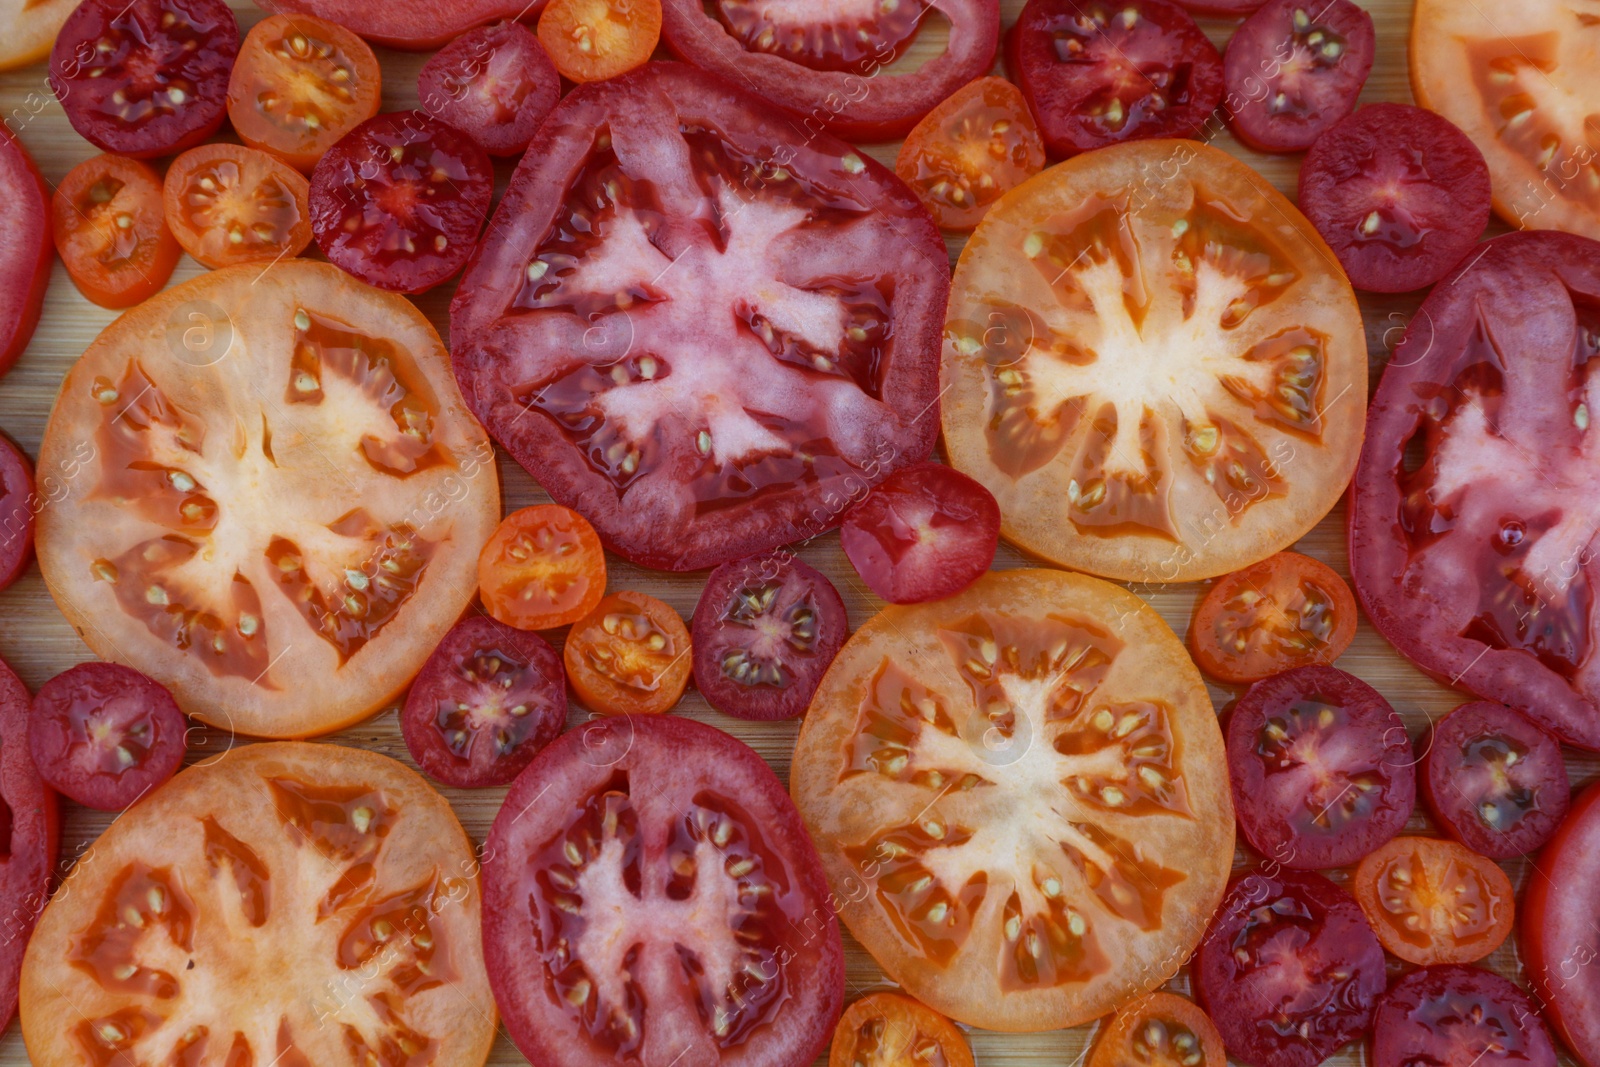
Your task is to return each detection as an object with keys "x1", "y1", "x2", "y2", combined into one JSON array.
[
  {"x1": 829, "y1": 992, "x2": 973, "y2": 1067},
  {"x1": 0, "y1": 654, "x2": 60, "y2": 1038},
  {"x1": 0, "y1": 118, "x2": 51, "y2": 377},
  {"x1": 1223, "y1": 0, "x2": 1374, "y2": 153},
  {"x1": 943, "y1": 139, "x2": 1365, "y2": 584},
  {"x1": 660, "y1": 0, "x2": 1001, "y2": 142},
  {"x1": 479, "y1": 505, "x2": 607, "y2": 631},
  {"x1": 1412, "y1": 0, "x2": 1600, "y2": 239},
  {"x1": 1422, "y1": 701, "x2": 1570, "y2": 860},
  {"x1": 483, "y1": 714, "x2": 844, "y2": 1067},
  {"x1": 1352, "y1": 836, "x2": 1514, "y2": 966},
  {"x1": 538, "y1": 0, "x2": 661, "y2": 83},
  {"x1": 1087, "y1": 992, "x2": 1225, "y2": 1067},
  {"x1": 1524, "y1": 780, "x2": 1600, "y2": 1065},
  {"x1": 0, "y1": 433, "x2": 36, "y2": 592},
  {"x1": 792, "y1": 568, "x2": 1235, "y2": 1031},
  {"x1": 163, "y1": 144, "x2": 313, "y2": 270},
  {"x1": 564, "y1": 591, "x2": 692, "y2": 717},
  {"x1": 19, "y1": 742, "x2": 495, "y2": 1067},
  {"x1": 1349, "y1": 230, "x2": 1600, "y2": 750},
  {"x1": 840, "y1": 461, "x2": 1001, "y2": 604},
  {"x1": 1189, "y1": 551, "x2": 1358, "y2": 684},
  {"x1": 35, "y1": 261, "x2": 500, "y2": 740},
  {"x1": 52, "y1": 154, "x2": 179, "y2": 311},
  {"x1": 1374, "y1": 965, "x2": 1559, "y2": 1067},
  {"x1": 451, "y1": 62, "x2": 947, "y2": 572},
  {"x1": 419, "y1": 21, "x2": 559, "y2": 158}
]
